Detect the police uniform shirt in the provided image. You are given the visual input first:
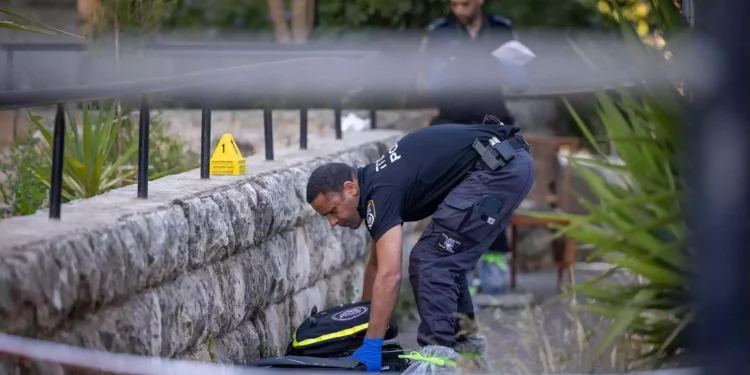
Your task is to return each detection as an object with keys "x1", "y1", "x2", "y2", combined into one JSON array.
[
  {"x1": 421, "y1": 13, "x2": 516, "y2": 124},
  {"x1": 423, "y1": 13, "x2": 514, "y2": 49},
  {"x1": 356, "y1": 123, "x2": 519, "y2": 242}
]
